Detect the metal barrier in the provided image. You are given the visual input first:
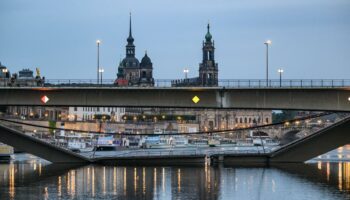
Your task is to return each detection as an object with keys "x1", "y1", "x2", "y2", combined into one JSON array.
[{"x1": 1, "y1": 79, "x2": 350, "y2": 88}]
